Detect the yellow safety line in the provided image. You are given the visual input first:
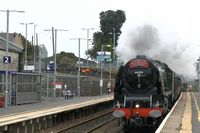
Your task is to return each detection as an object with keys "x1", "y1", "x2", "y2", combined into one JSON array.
[
  {"x1": 180, "y1": 92, "x2": 192, "y2": 133},
  {"x1": 191, "y1": 92, "x2": 200, "y2": 122}
]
